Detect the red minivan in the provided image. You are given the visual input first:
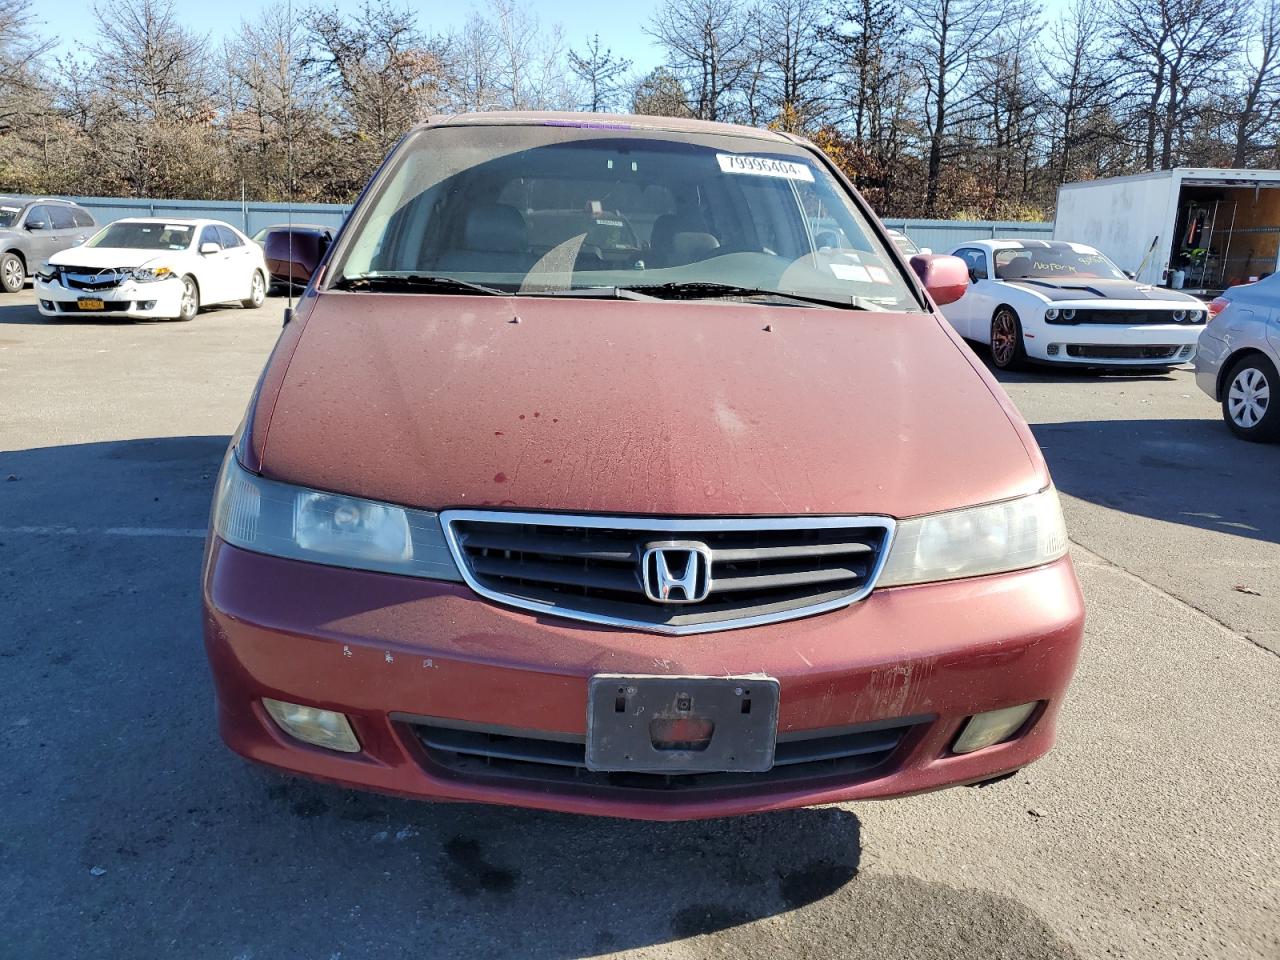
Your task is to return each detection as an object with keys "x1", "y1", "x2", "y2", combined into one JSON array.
[{"x1": 203, "y1": 112, "x2": 1083, "y2": 821}]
